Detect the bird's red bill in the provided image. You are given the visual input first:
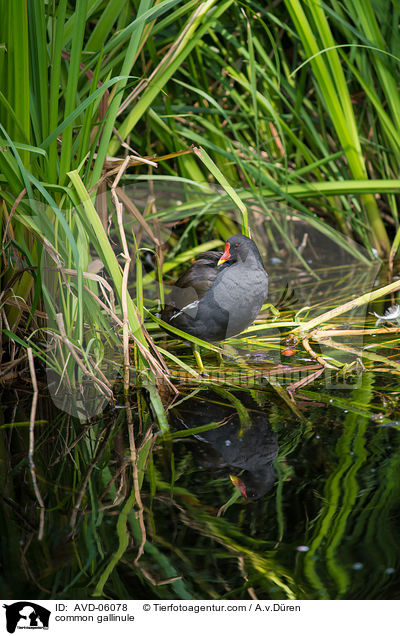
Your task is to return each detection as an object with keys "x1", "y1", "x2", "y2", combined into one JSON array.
[
  {"x1": 230, "y1": 474, "x2": 247, "y2": 498},
  {"x1": 218, "y1": 241, "x2": 231, "y2": 265}
]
